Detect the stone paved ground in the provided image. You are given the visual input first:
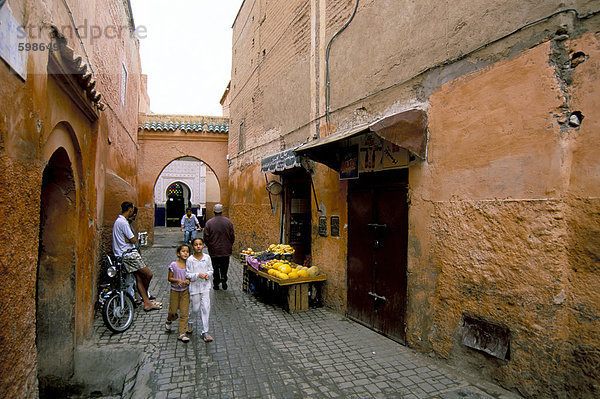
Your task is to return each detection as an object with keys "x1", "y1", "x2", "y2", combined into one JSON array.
[{"x1": 90, "y1": 227, "x2": 521, "y2": 399}]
